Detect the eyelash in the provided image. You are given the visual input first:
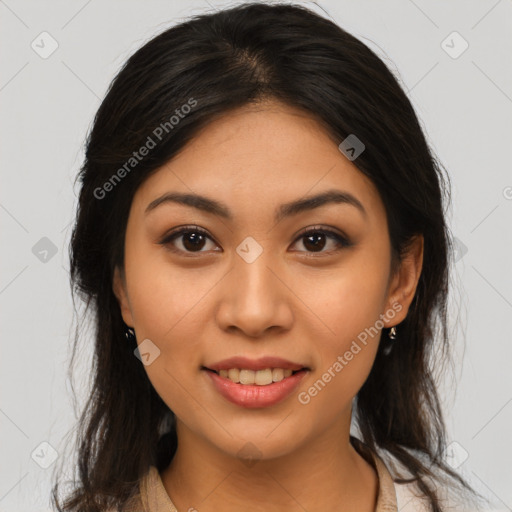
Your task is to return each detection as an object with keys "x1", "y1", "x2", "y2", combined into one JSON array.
[{"x1": 158, "y1": 225, "x2": 352, "y2": 257}]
